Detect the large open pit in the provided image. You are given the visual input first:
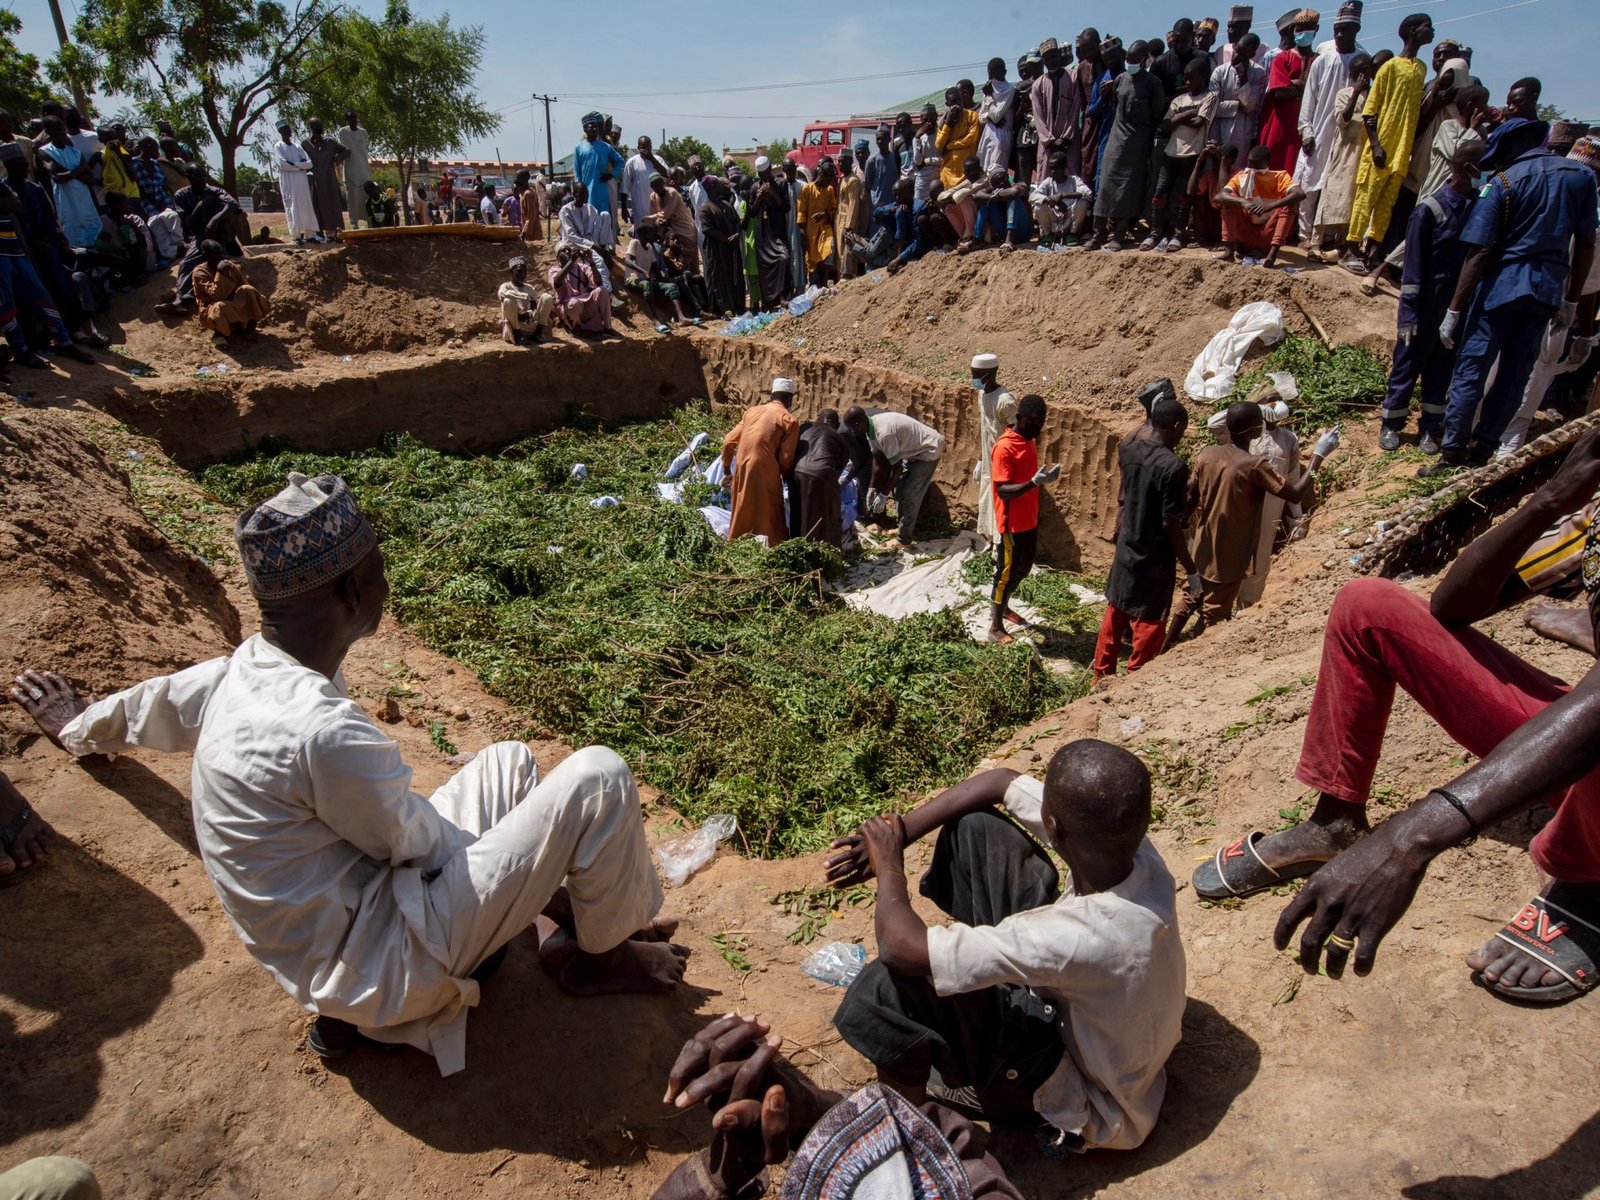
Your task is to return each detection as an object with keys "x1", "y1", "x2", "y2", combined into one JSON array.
[{"x1": 4, "y1": 239, "x2": 1591, "y2": 1200}]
